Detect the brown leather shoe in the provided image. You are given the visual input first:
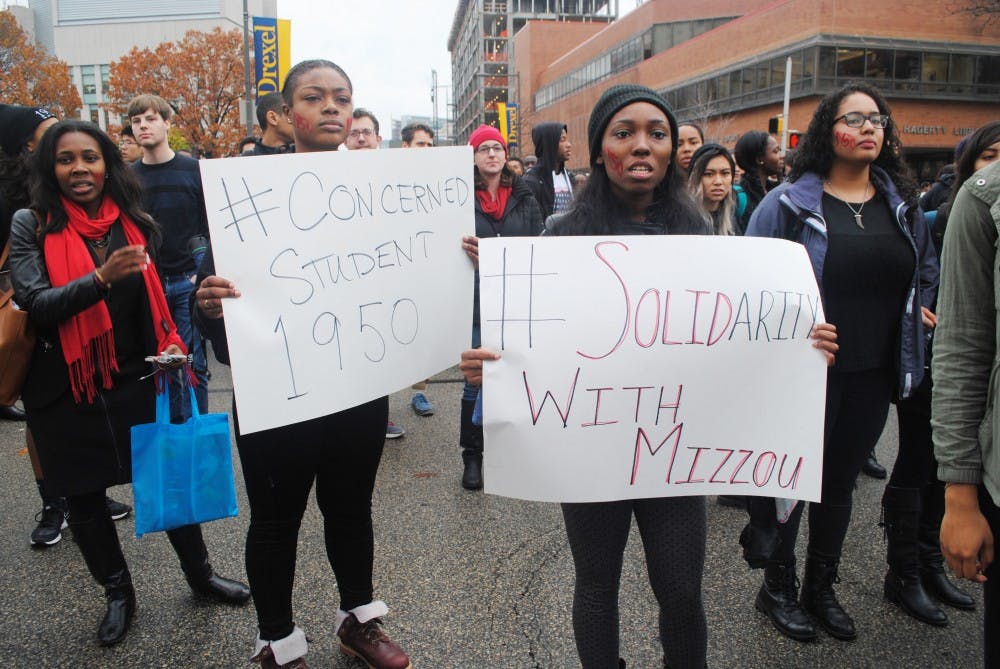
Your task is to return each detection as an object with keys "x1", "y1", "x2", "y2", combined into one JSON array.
[
  {"x1": 251, "y1": 645, "x2": 308, "y2": 668},
  {"x1": 337, "y1": 613, "x2": 411, "y2": 669}
]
